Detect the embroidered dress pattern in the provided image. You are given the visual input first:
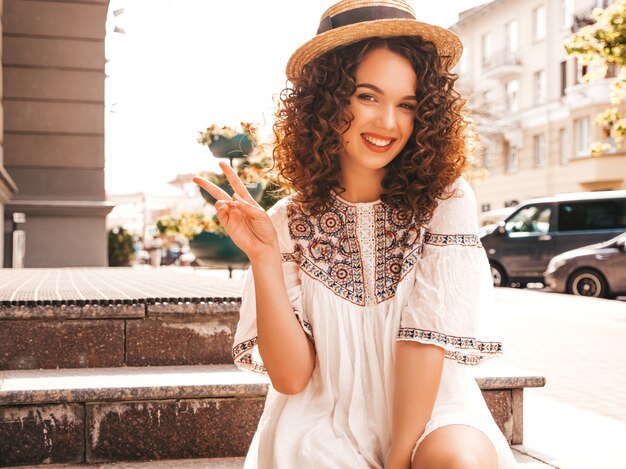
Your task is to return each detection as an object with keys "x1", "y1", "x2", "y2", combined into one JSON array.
[
  {"x1": 232, "y1": 337, "x2": 266, "y2": 373},
  {"x1": 397, "y1": 327, "x2": 503, "y2": 365},
  {"x1": 424, "y1": 232, "x2": 482, "y2": 247},
  {"x1": 286, "y1": 194, "x2": 423, "y2": 306}
]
